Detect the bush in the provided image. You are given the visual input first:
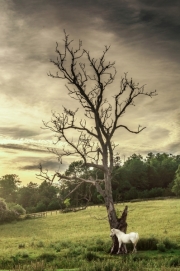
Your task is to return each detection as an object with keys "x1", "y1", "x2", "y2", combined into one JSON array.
[
  {"x1": 83, "y1": 251, "x2": 99, "y2": 261},
  {"x1": 36, "y1": 202, "x2": 46, "y2": 212},
  {"x1": 8, "y1": 203, "x2": 26, "y2": 215},
  {"x1": 0, "y1": 198, "x2": 7, "y2": 211},
  {"x1": 16, "y1": 250, "x2": 29, "y2": 258},
  {"x1": 157, "y1": 242, "x2": 166, "y2": 252},
  {"x1": 148, "y1": 187, "x2": 164, "y2": 198},
  {"x1": 0, "y1": 198, "x2": 20, "y2": 223},
  {"x1": 69, "y1": 246, "x2": 84, "y2": 257},
  {"x1": 169, "y1": 256, "x2": 180, "y2": 267},
  {"x1": 137, "y1": 237, "x2": 158, "y2": 250},
  {"x1": 52, "y1": 243, "x2": 61, "y2": 252},
  {"x1": 163, "y1": 238, "x2": 178, "y2": 249},
  {"x1": 38, "y1": 252, "x2": 57, "y2": 262},
  {"x1": 138, "y1": 237, "x2": 178, "y2": 252},
  {"x1": 18, "y1": 243, "x2": 25, "y2": 249},
  {"x1": 6, "y1": 209, "x2": 19, "y2": 221},
  {"x1": 36, "y1": 241, "x2": 44, "y2": 248},
  {"x1": 156, "y1": 238, "x2": 178, "y2": 252},
  {"x1": 91, "y1": 239, "x2": 107, "y2": 252},
  {"x1": 47, "y1": 200, "x2": 60, "y2": 211},
  {"x1": 124, "y1": 187, "x2": 139, "y2": 200},
  {"x1": 26, "y1": 206, "x2": 37, "y2": 214}
]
